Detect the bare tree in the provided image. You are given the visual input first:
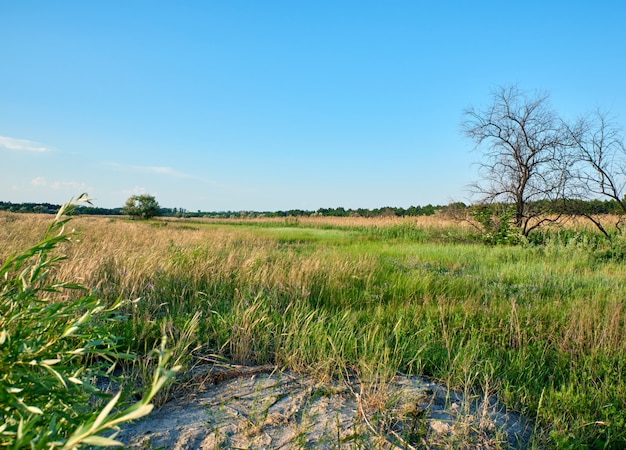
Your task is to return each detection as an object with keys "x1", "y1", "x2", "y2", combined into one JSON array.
[
  {"x1": 462, "y1": 85, "x2": 571, "y2": 236},
  {"x1": 566, "y1": 110, "x2": 626, "y2": 237}
]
